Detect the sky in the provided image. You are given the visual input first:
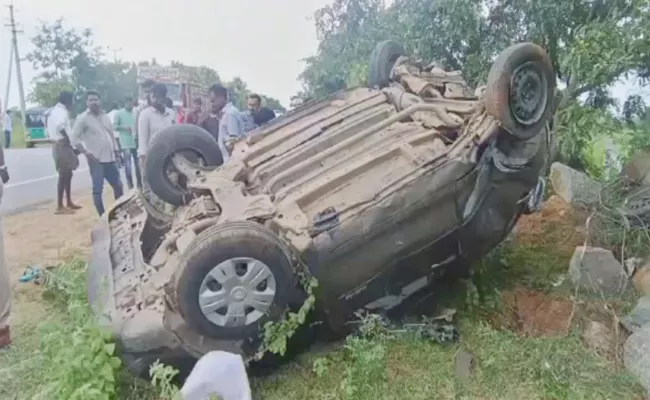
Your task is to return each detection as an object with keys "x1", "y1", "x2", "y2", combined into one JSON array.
[
  {"x1": 0, "y1": 0, "x2": 334, "y2": 109},
  {"x1": 0, "y1": 0, "x2": 648, "y2": 111}
]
